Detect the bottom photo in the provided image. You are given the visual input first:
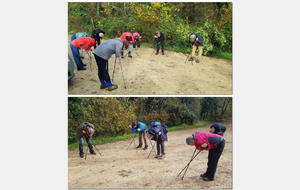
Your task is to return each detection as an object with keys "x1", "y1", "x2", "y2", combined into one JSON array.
[{"x1": 68, "y1": 97, "x2": 232, "y2": 189}]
